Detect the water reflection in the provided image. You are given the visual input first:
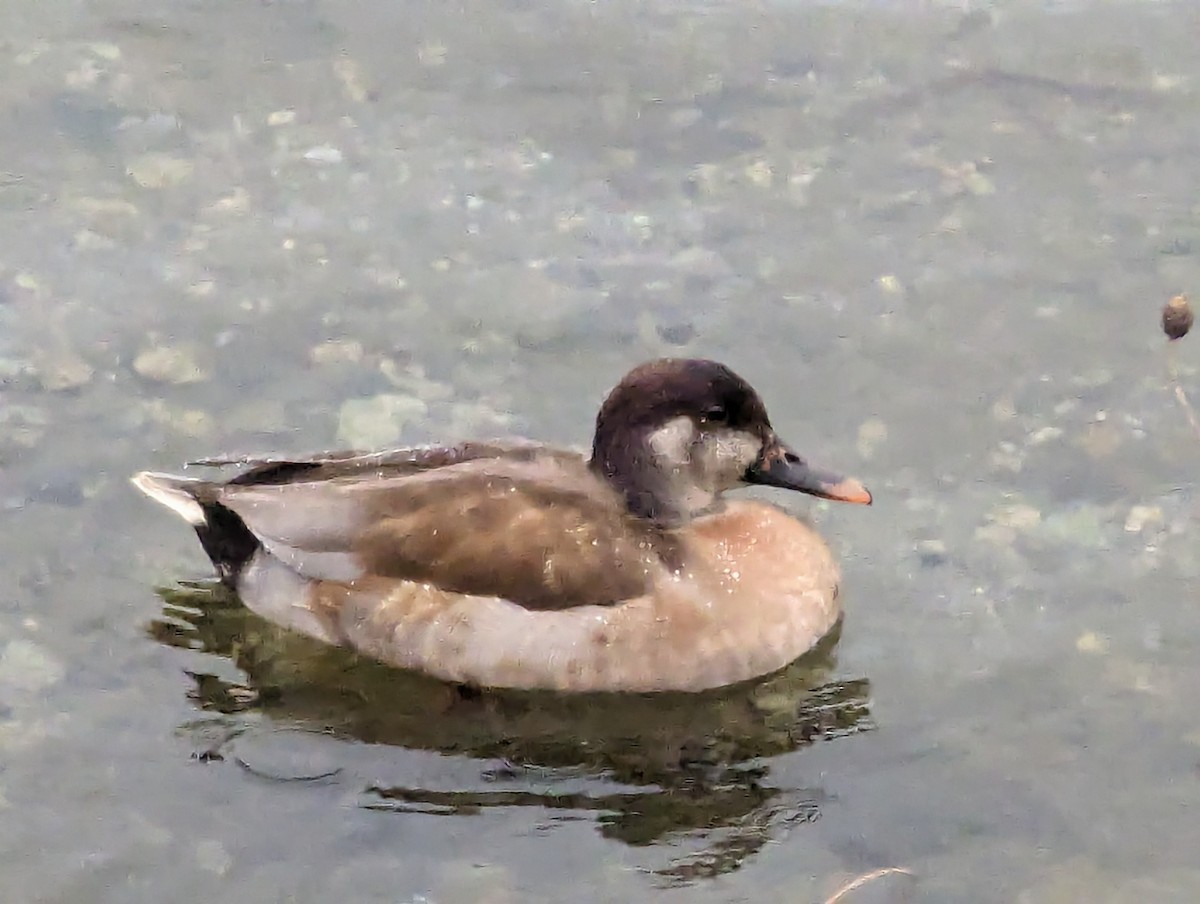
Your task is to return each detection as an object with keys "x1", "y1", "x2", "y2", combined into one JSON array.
[{"x1": 149, "y1": 581, "x2": 874, "y2": 882}]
